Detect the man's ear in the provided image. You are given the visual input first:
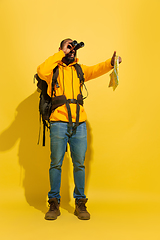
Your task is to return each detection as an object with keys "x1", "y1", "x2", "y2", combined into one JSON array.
[{"x1": 59, "y1": 47, "x2": 61, "y2": 51}]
